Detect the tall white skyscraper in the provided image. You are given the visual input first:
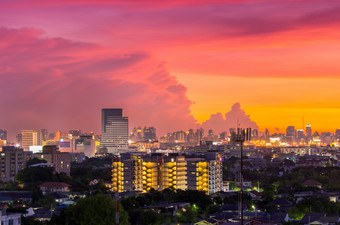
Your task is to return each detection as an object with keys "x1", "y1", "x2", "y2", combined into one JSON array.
[{"x1": 101, "y1": 109, "x2": 128, "y2": 153}]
